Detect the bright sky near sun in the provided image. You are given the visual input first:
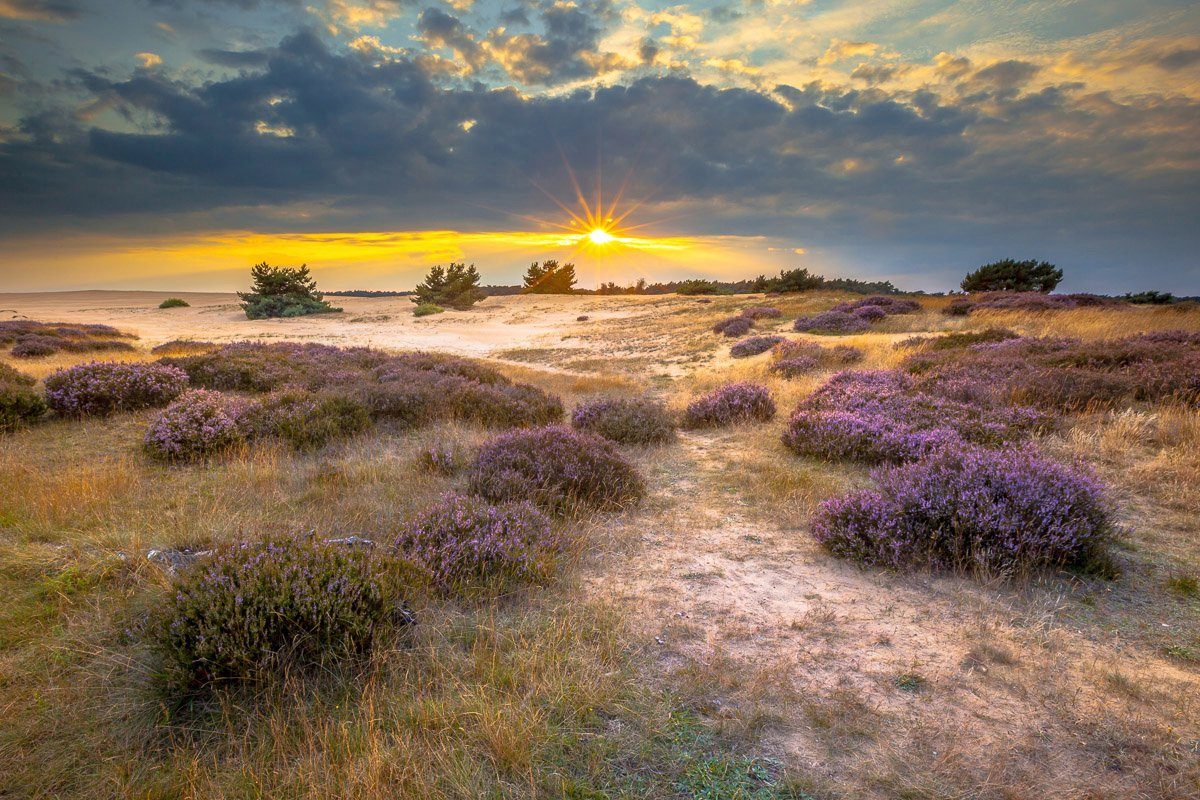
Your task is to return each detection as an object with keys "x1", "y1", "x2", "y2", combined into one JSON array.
[{"x1": 0, "y1": 0, "x2": 1198, "y2": 292}]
